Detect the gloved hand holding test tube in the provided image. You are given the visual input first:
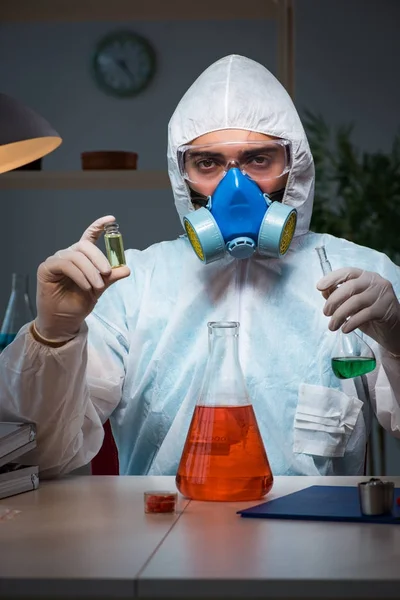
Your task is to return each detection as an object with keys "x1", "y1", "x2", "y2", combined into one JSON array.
[{"x1": 315, "y1": 246, "x2": 376, "y2": 378}]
